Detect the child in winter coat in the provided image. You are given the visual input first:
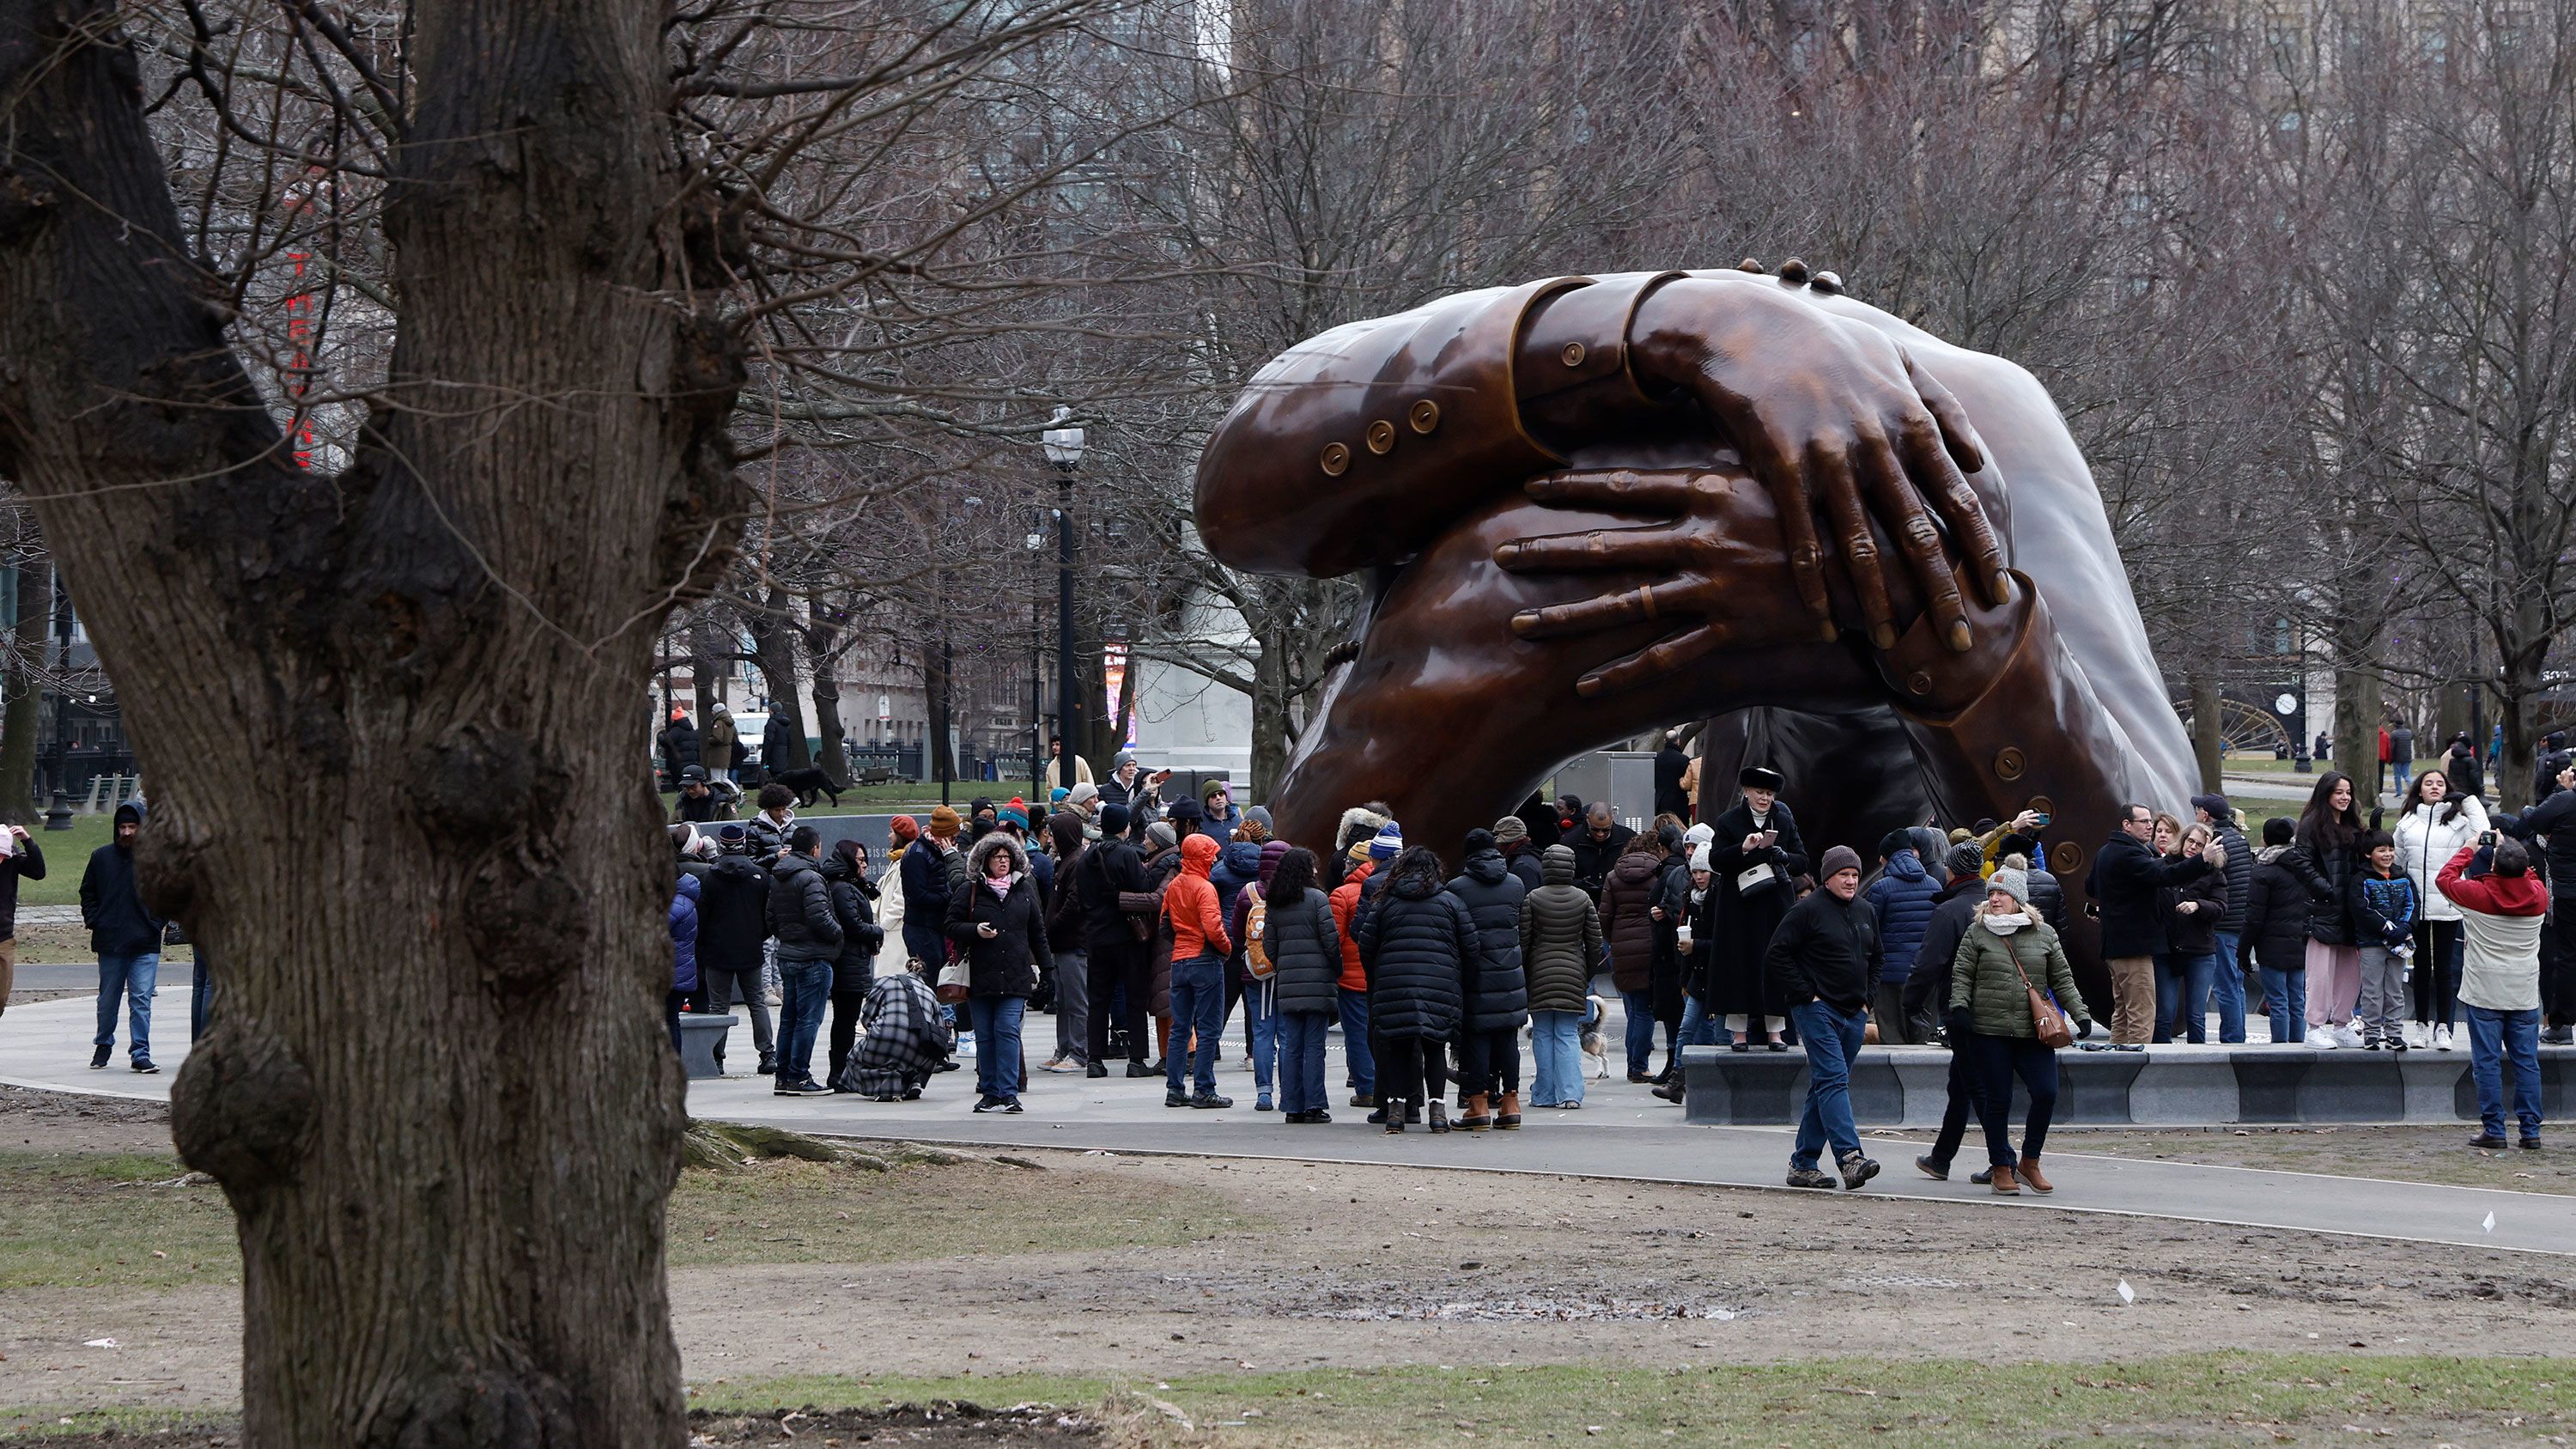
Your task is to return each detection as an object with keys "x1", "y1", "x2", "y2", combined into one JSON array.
[{"x1": 2347, "y1": 829, "x2": 2420, "y2": 1050}]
